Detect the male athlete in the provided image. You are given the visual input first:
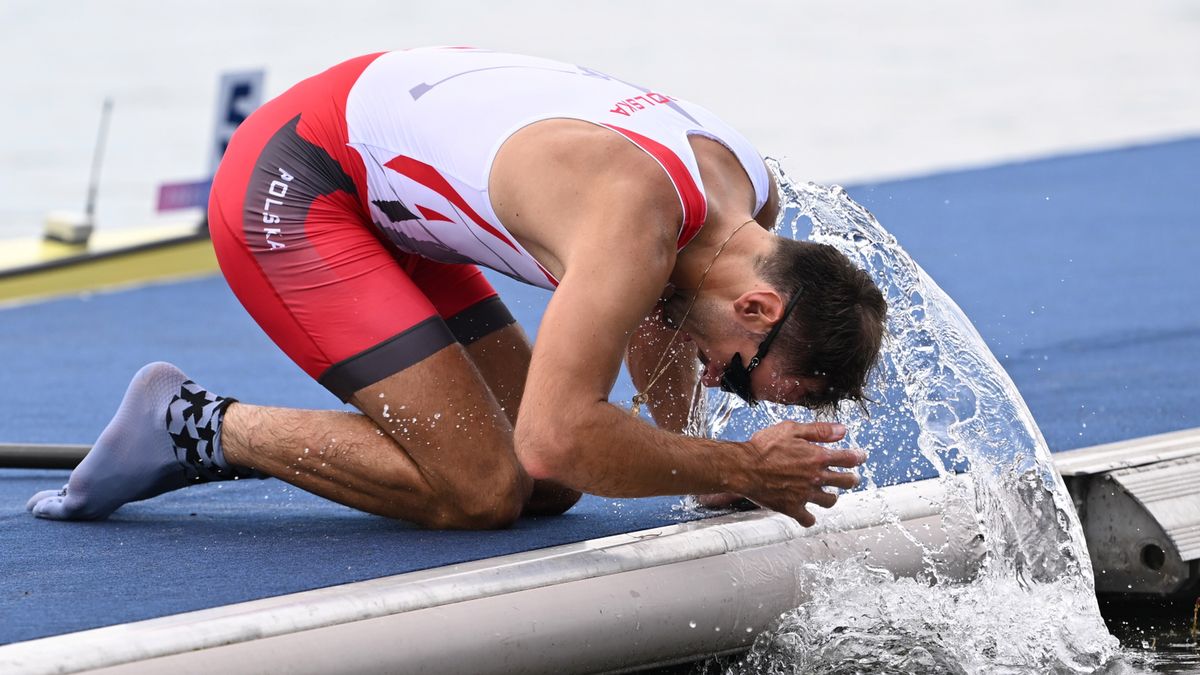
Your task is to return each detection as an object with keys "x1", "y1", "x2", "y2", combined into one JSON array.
[{"x1": 28, "y1": 48, "x2": 886, "y2": 528}]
